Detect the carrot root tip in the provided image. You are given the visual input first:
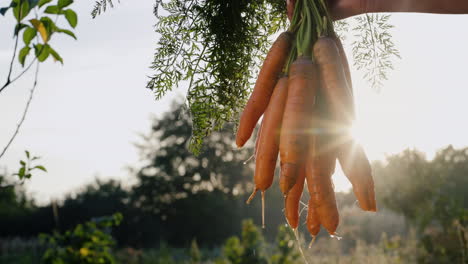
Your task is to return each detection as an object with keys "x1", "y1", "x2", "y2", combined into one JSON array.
[
  {"x1": 261, "y1": 190, "x2": 266, "y2": 229},
  {"x1": 246, "y1": 188, "x2": 258, "y2": 205},
  {"x1": 243, "y1": 154, "x2": 255, "y2": 165},
  {"x1": 308, "y1": 236, "x2": 317, "y2": 249},
  {"x1": 329, "y1": 232, "x2": 342, "y2": 240}
]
